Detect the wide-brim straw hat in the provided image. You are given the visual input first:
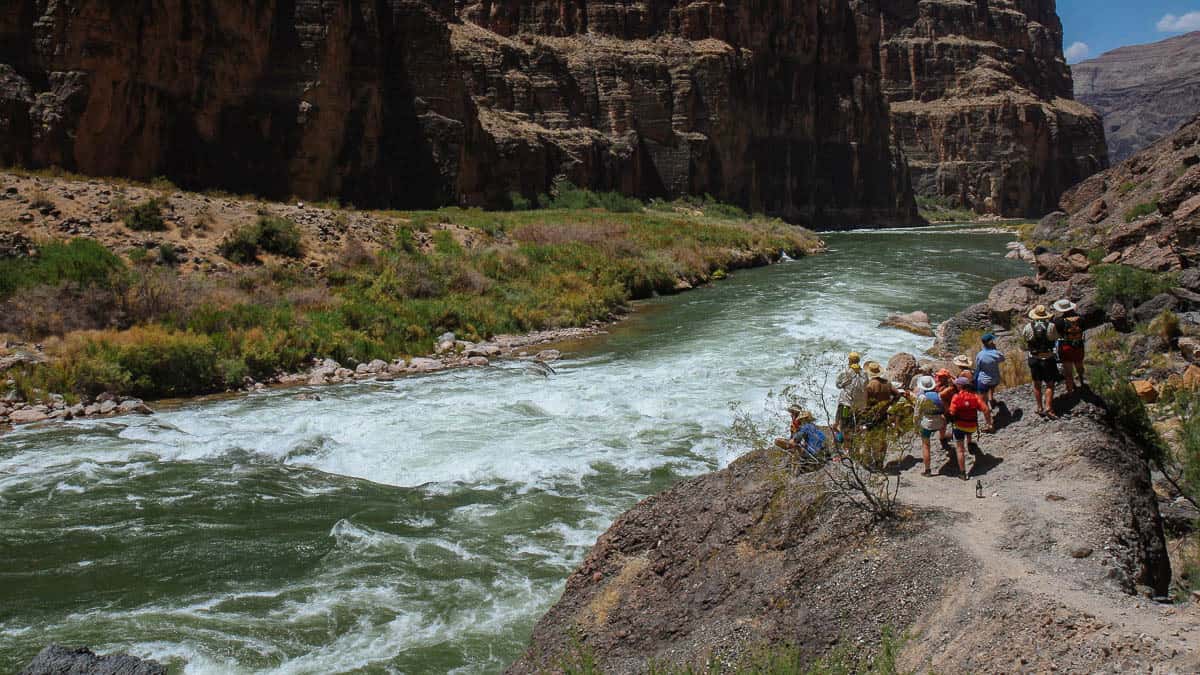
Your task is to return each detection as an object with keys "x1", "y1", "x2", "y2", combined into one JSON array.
[
  {"x1": 953, "y1": 354, "x2": 971, "y2": 368},
  {"x1": 864, "y1": 361, "x2": 884, "y2": 377},
  {"x1": 916, "y1": 375, "x2": 937, "y2": 392},
  {"x1": 1029, "y1": 304, "x2": 1054, "y2": 320},
  {"x1": 1053, "y1": 299, "x2": 1077, "y2": 314},
  {"x1": 787, "y1": 405, "x2": 815, "y2": 422}
]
